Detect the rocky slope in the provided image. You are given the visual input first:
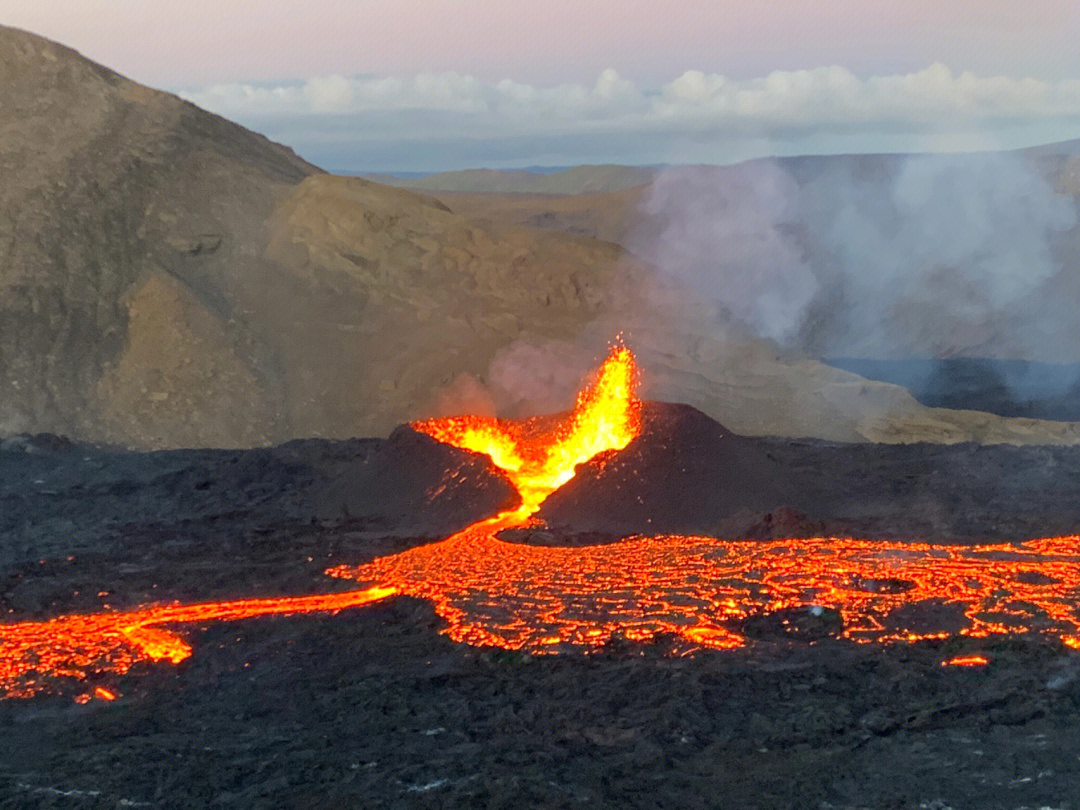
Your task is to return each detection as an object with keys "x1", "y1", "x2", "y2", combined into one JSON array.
[{"x1": 0, "y1": 26, "x2": 633, "y2": 448}]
